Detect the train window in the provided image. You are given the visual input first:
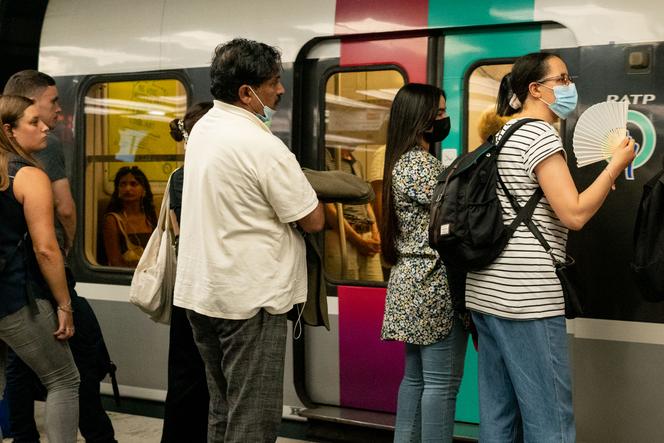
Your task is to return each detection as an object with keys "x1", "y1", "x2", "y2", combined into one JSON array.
[
  {"x1": 466, "y1": 63, "x2": 512, "y2": 152},
  {"x1": 83, "y1": 79, "x2": 186, "y2": 268},
  {"x1": 323, "y1": 69, "x2": 405, "y2": 283}
]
